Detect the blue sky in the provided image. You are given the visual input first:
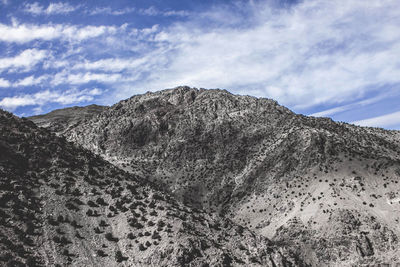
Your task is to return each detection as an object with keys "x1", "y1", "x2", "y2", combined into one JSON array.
[{"x1": 0, "y1": 0, "x2": 400, "y2": 130}]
